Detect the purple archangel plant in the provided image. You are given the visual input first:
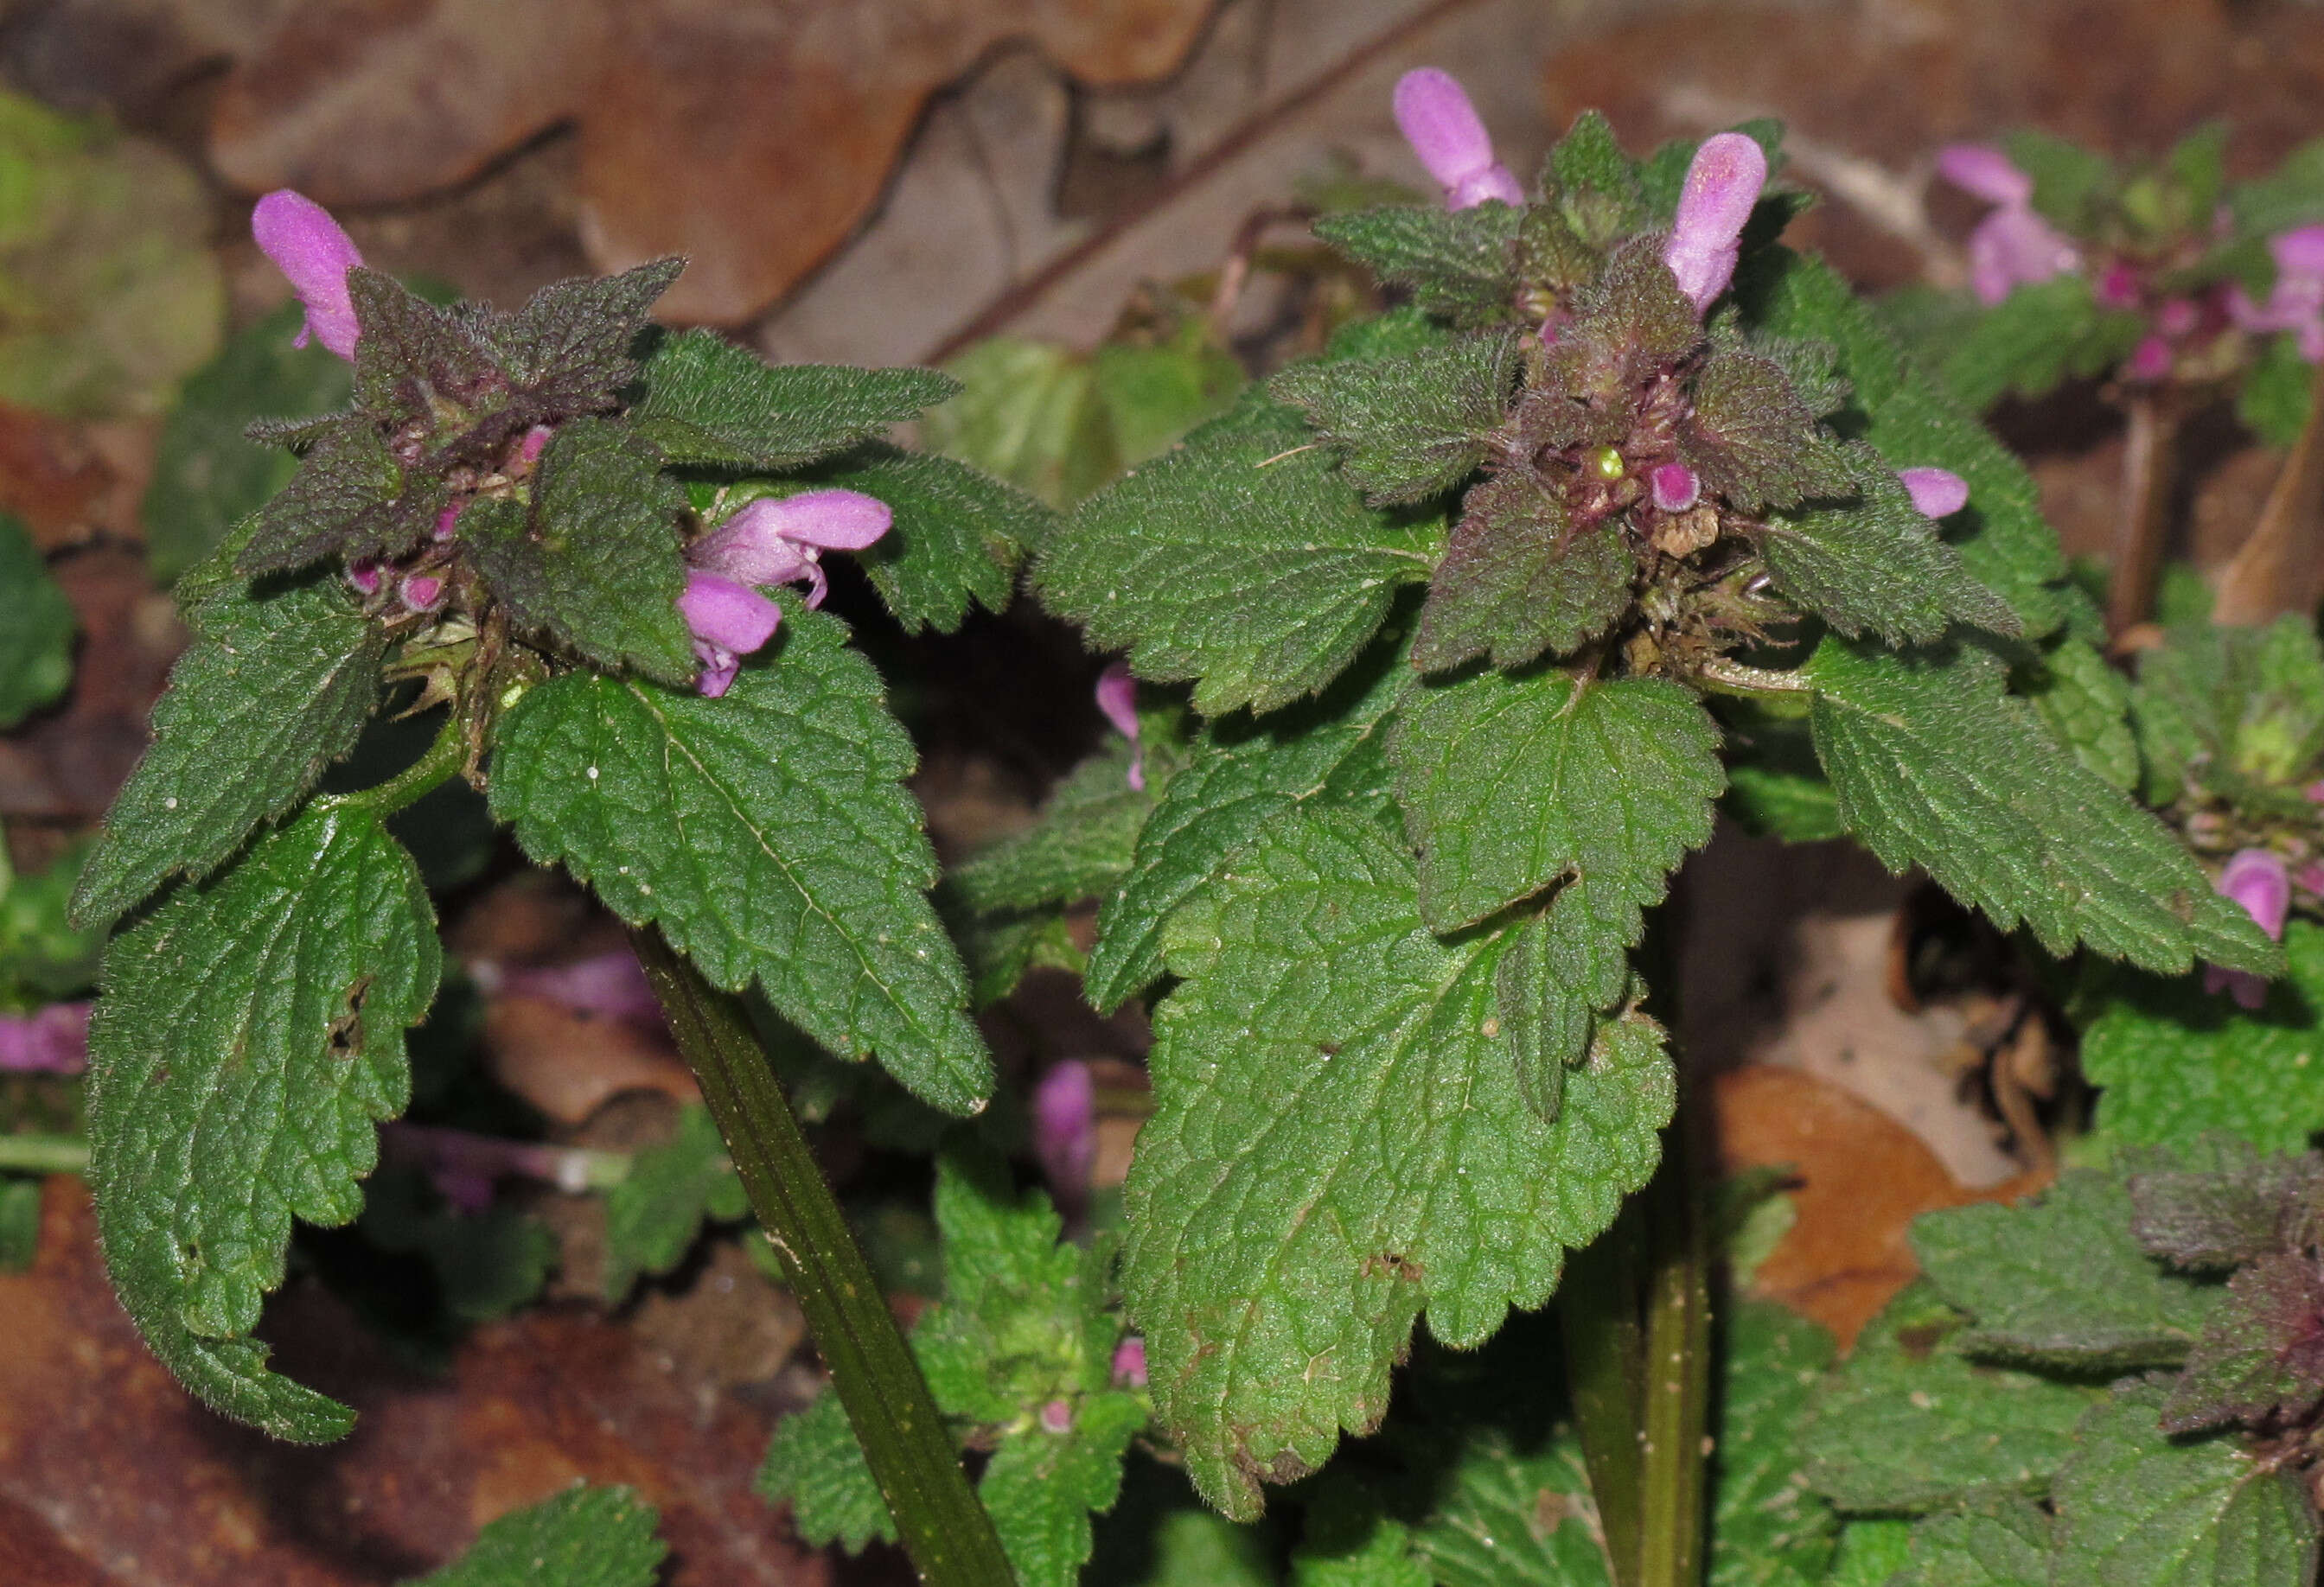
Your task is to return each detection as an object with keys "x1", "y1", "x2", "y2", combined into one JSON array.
[
  {"x1": 67, "y1": 186, "x2": 1064, "y2": 1586},
  {"x1": 997, "y1": 65, "x2": 2285, "y2": 1578}
]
